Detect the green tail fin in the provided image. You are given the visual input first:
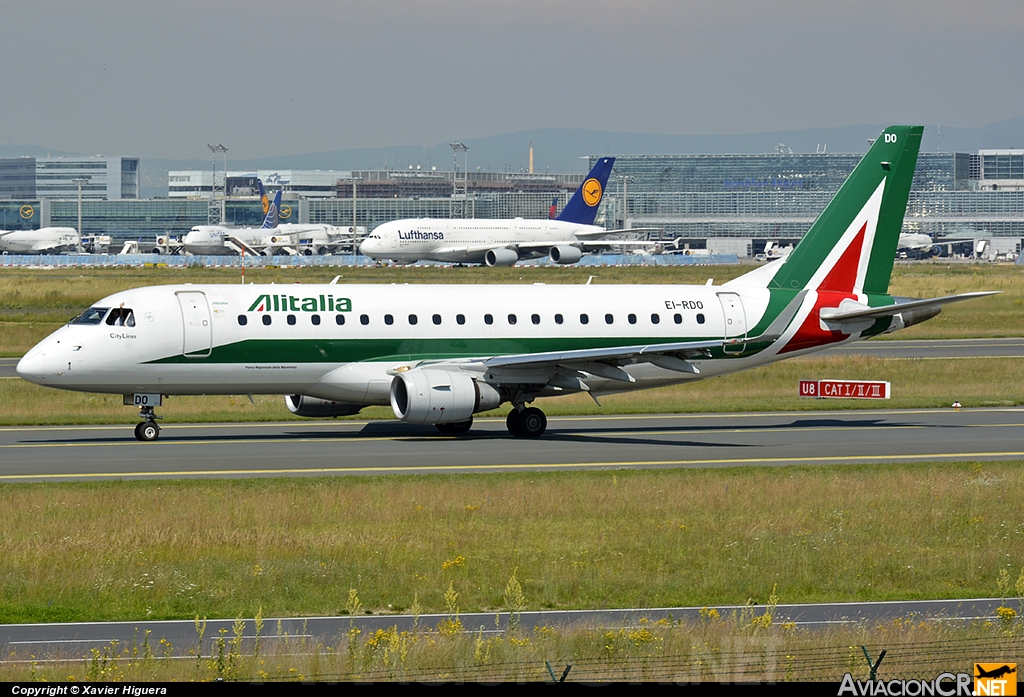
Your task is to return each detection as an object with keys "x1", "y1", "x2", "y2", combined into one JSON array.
[{"x1": 768, "y1": 126, "x2": 923, "y2": 295}]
